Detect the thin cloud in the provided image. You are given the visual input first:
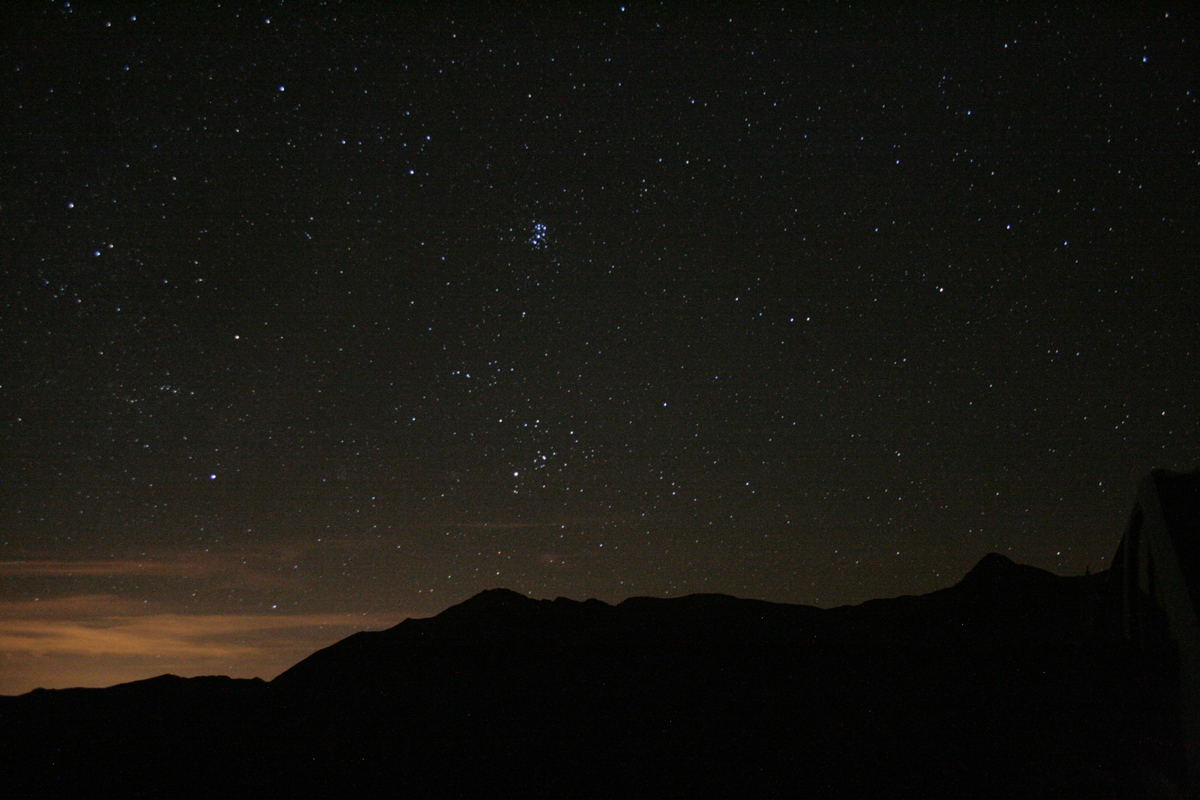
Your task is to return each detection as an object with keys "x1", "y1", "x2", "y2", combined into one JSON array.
[
  {"x1": 0, "y1": 597, "x2": 419, "y2": 695},
  {"x1": 0, "y1": 611, "x2": 399, "y2": 658},
  {"x1": 0, "y1": 594, "x2": 144, "y2": 619},
  {"x1": 0, "y1": 559, "x2": 210, "y2": 577},
  {"x1": 452, "y1": 516, "x2": 615, "y2": 530}
]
